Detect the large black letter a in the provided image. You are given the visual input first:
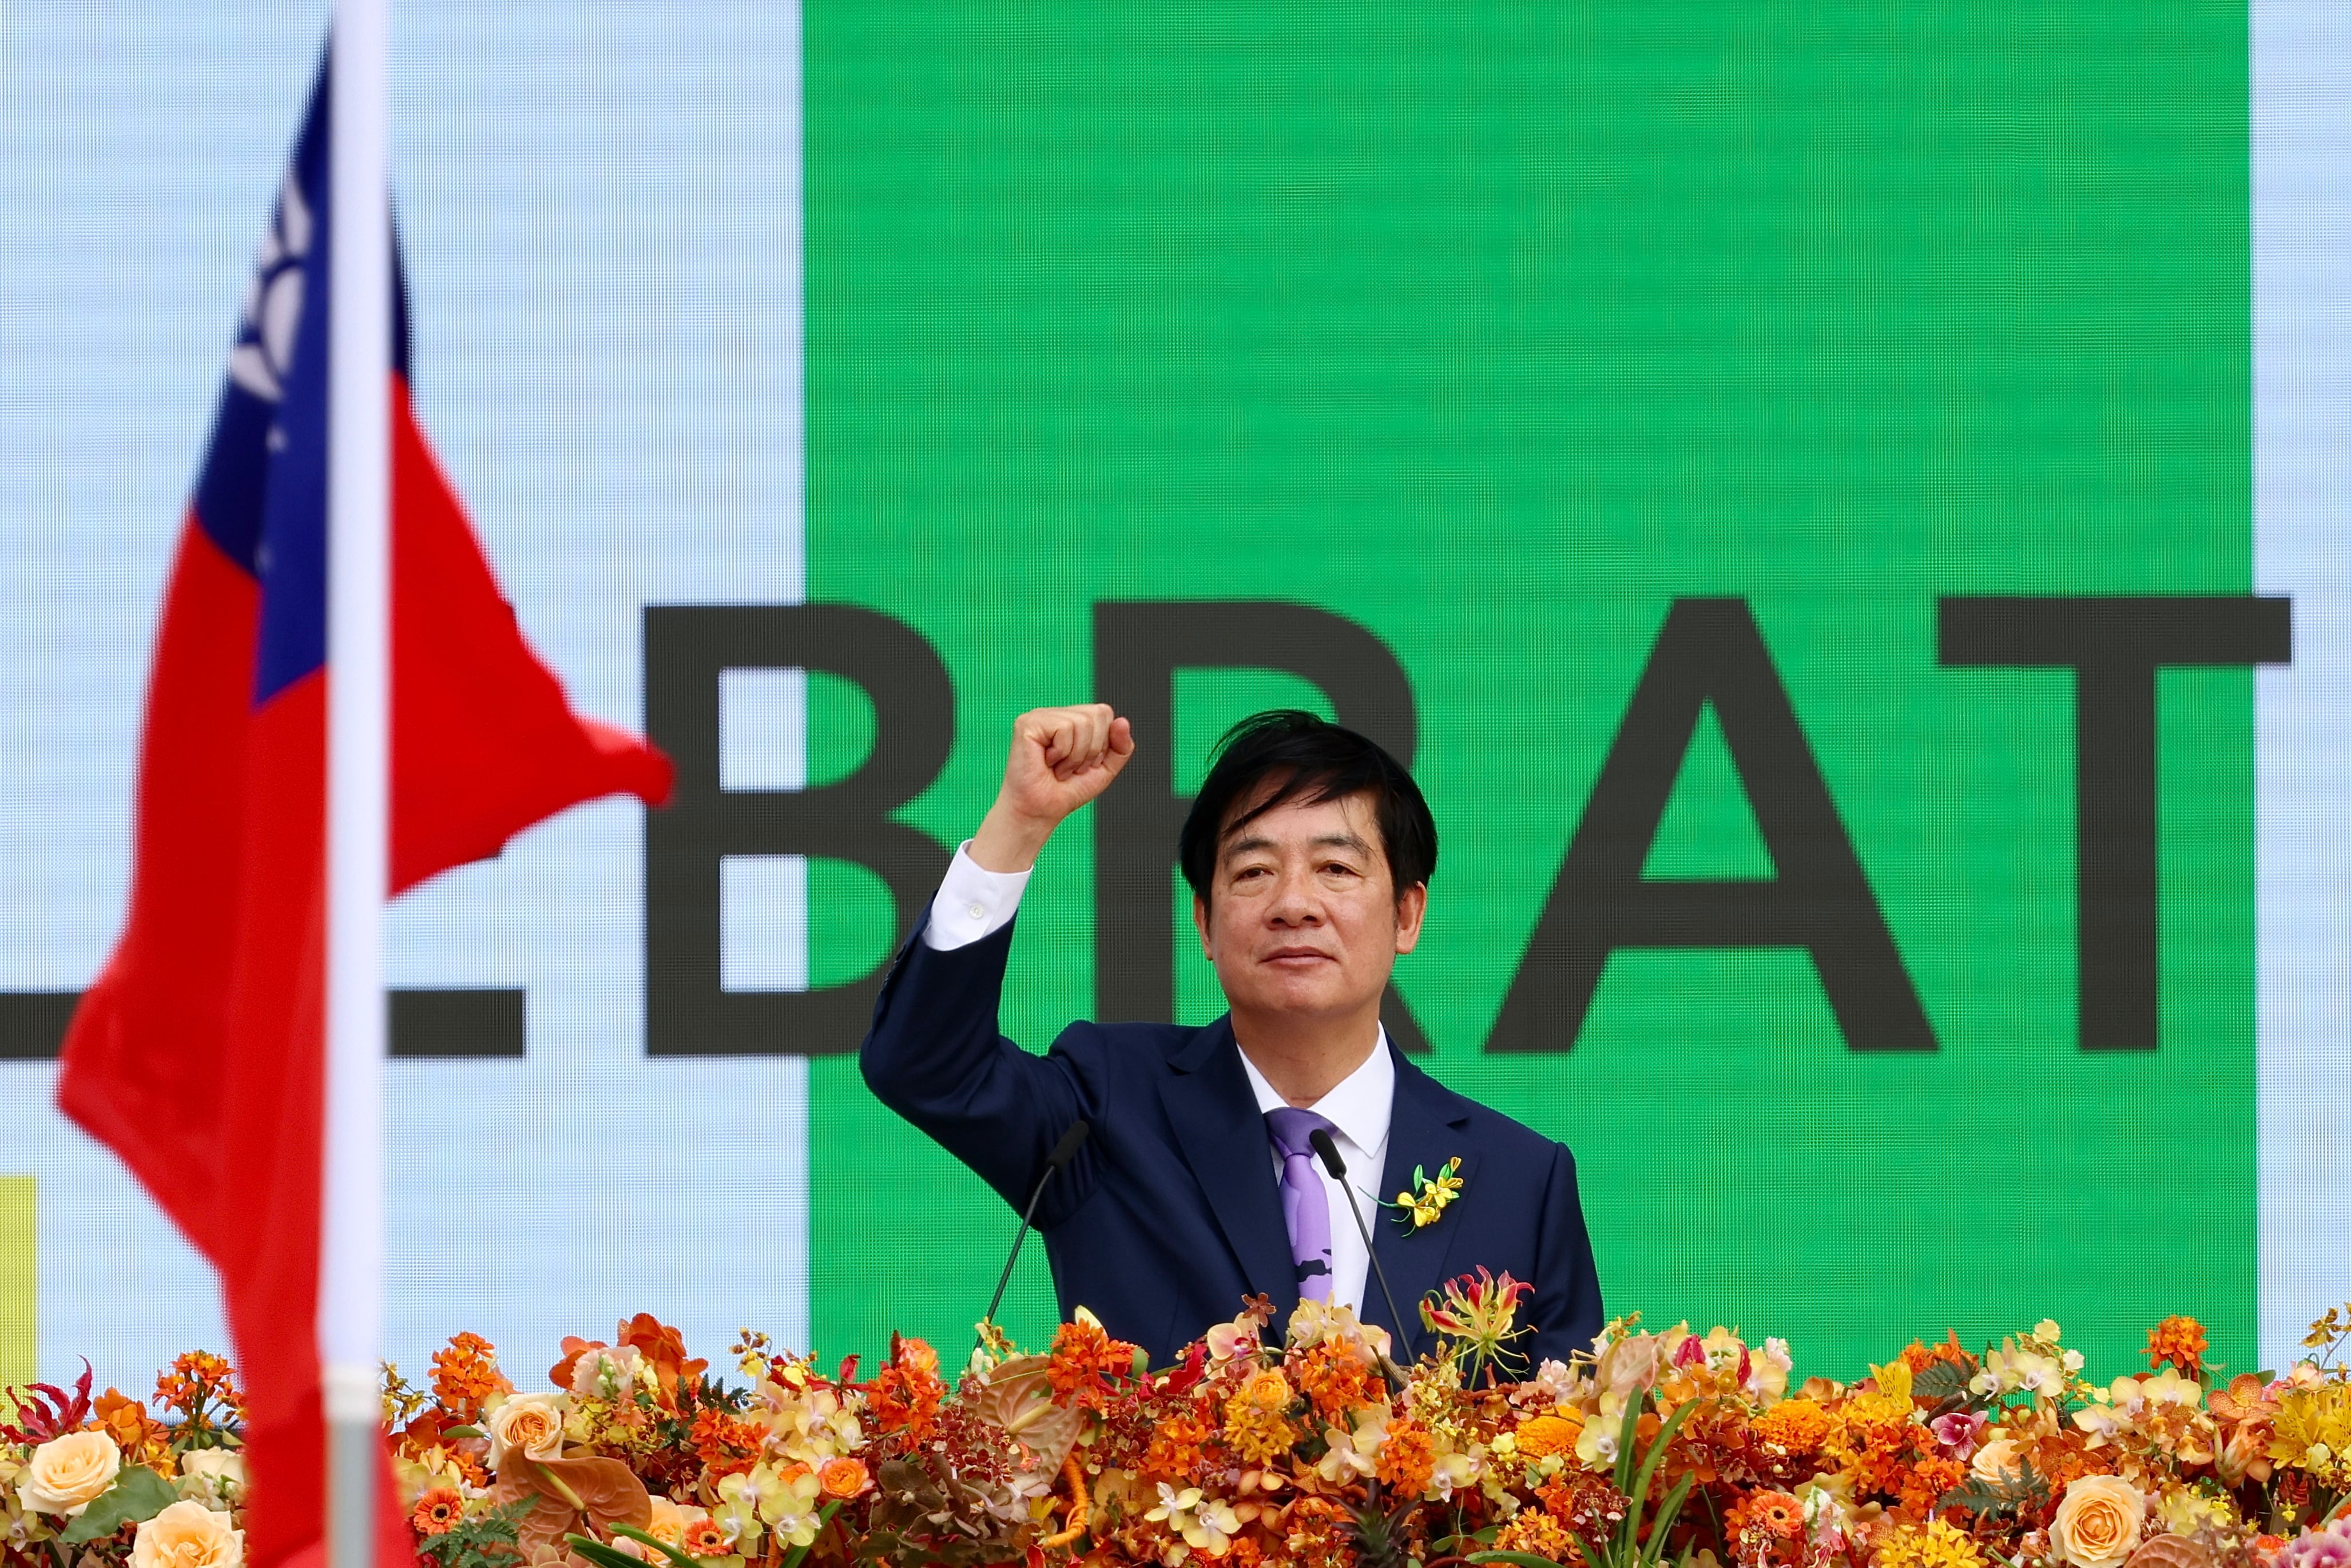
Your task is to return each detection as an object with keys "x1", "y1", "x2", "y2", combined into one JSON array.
[{"x1": 1488, "y1": 598, "x2": 1933, "y2": 1053}]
